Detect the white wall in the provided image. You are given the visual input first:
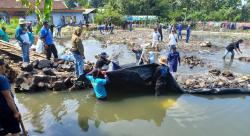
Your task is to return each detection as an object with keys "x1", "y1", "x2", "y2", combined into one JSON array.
[
  {"x1": 26, "y1": 13, "x2": 37, "y2": 23},
  {"x1": 25, "y1": 12, "x2": 84, "y2": 26},
  {"x1": 52, "y1": 12, "x2": 84, "y2": 26},
  {"x1": 88, "y1": 13, "x2": 95, "y2": 23}
]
